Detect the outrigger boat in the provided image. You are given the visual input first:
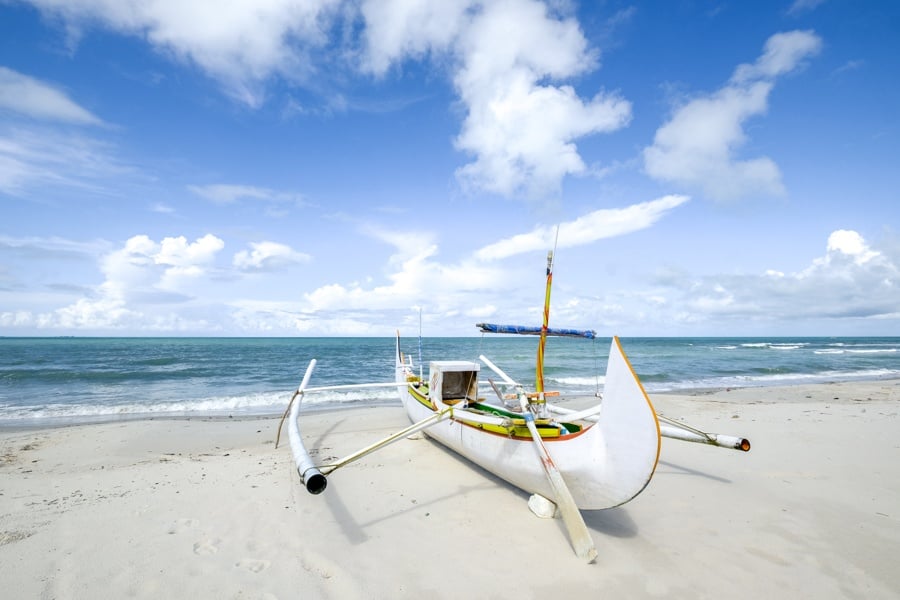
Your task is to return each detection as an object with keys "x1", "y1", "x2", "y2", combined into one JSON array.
[{"x1": 278, "y1": 251, "x2": 750, "y2": 562}]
